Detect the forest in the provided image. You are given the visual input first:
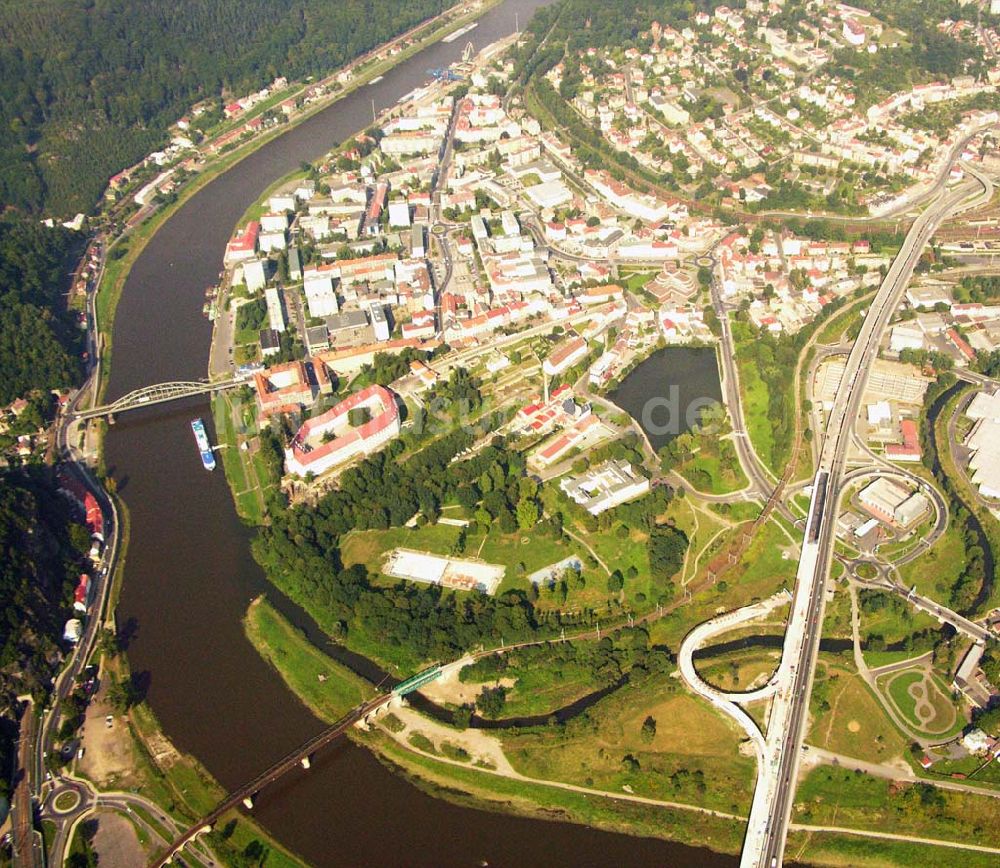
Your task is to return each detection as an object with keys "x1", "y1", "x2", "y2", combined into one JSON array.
[
  {"x1": 0, "y1": 216, "x2": 81, "y2": 406},
  {"x1": 0, "y1": 468, "x2": 88, "y2": 799},
  {"x1": 0, "y1": 0, "x2": 449, "y2": 216}
]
